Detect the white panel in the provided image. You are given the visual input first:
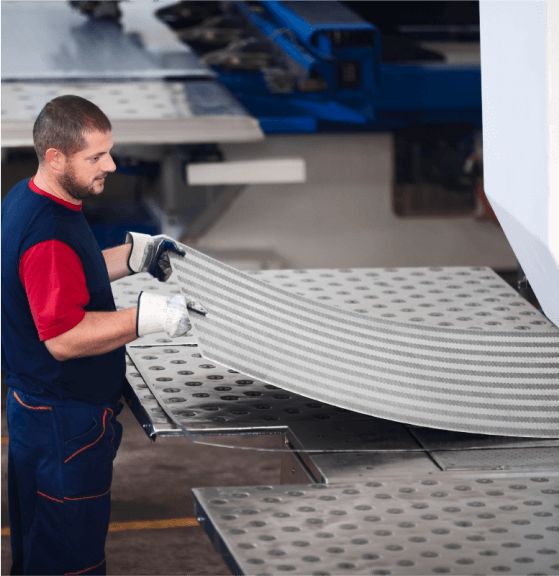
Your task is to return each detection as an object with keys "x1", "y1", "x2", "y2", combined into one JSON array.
[
  {"x1": 480, "y1": 1, "x2": 559, "y2": 326},
  {"x1": 480, "y1": 1, "x2": 548, "y2": 232},
  {"x1": 548, "y1": 1, "x2": 559, "y2": 271},
  {"x1": 187, "y1": 159, "x2": 306, "y2": 185}
]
